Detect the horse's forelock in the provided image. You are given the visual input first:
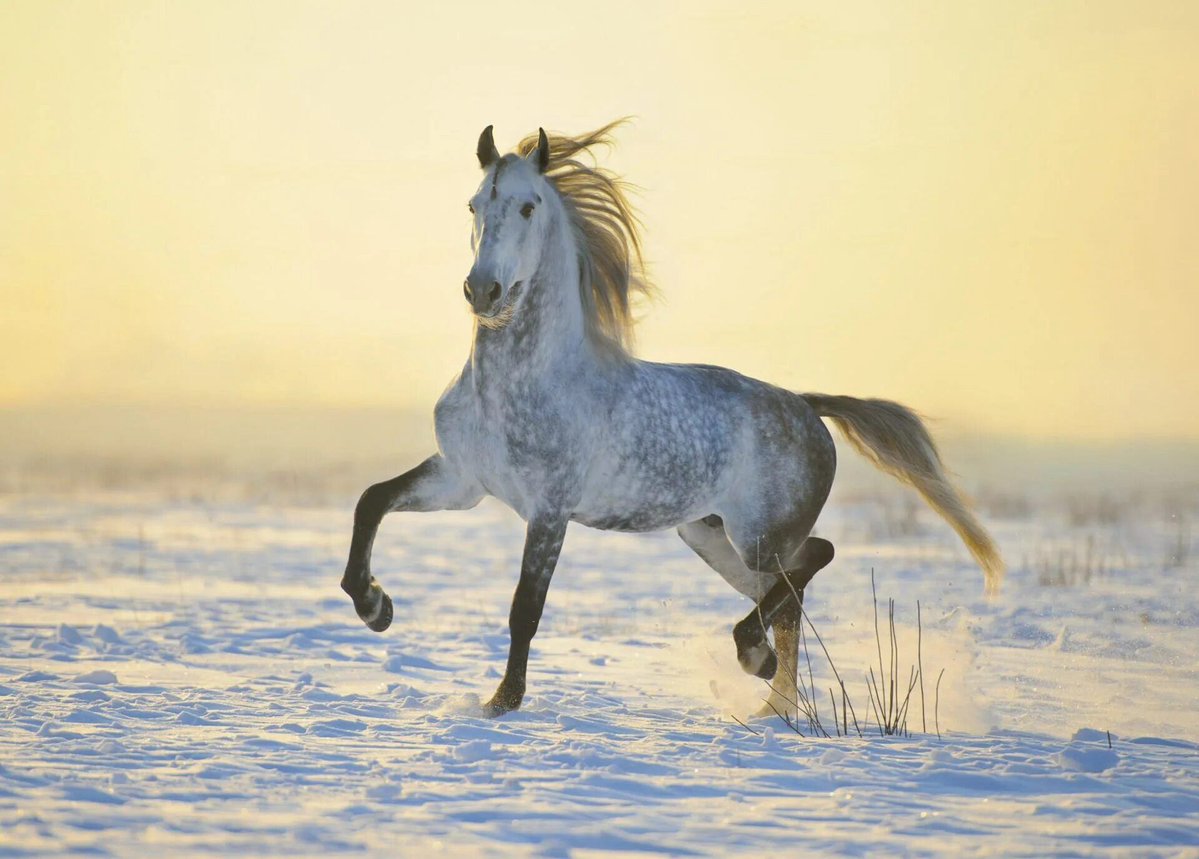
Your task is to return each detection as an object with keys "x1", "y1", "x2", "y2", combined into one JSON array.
[{"x1": 490, "y1": 153, "x2": 521, "y2": 200}]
